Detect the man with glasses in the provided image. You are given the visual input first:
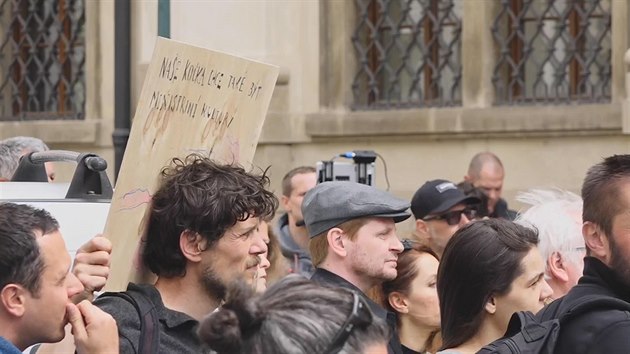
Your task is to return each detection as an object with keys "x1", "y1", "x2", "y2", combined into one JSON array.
[
  {"x1": 303, "y1": 181, "x2": 410, "y2": 354},
  {"x1": 411, "y1": 179, "x2": 480, "y2": 259}
]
